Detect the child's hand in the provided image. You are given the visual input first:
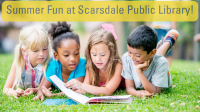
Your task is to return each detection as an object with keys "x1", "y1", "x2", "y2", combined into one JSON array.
[
  {"x1": 41, "y1": 86, "x2": 52, "y2": 98},
  {"x1": 136, "y1": 59, "x2": 150, "y2": 71},
  {"x1": 13, "y1": 88, "x2": 24, "y2": 98},
  {"x1": 75, "y1": 89, "x2": 86, "y2": 94},
  {"x1": 65, "y1": 79, "x2": 82, "y2": 89},
  {"x1": 33, "y1": 90, "x2": 44, "y2": 101},
  {"x1": 24, "y1": 88, "x2": 38, "y2": 96},
  {"x1": 136, "y1": 90, "x2": 155, "y2": 98}
]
